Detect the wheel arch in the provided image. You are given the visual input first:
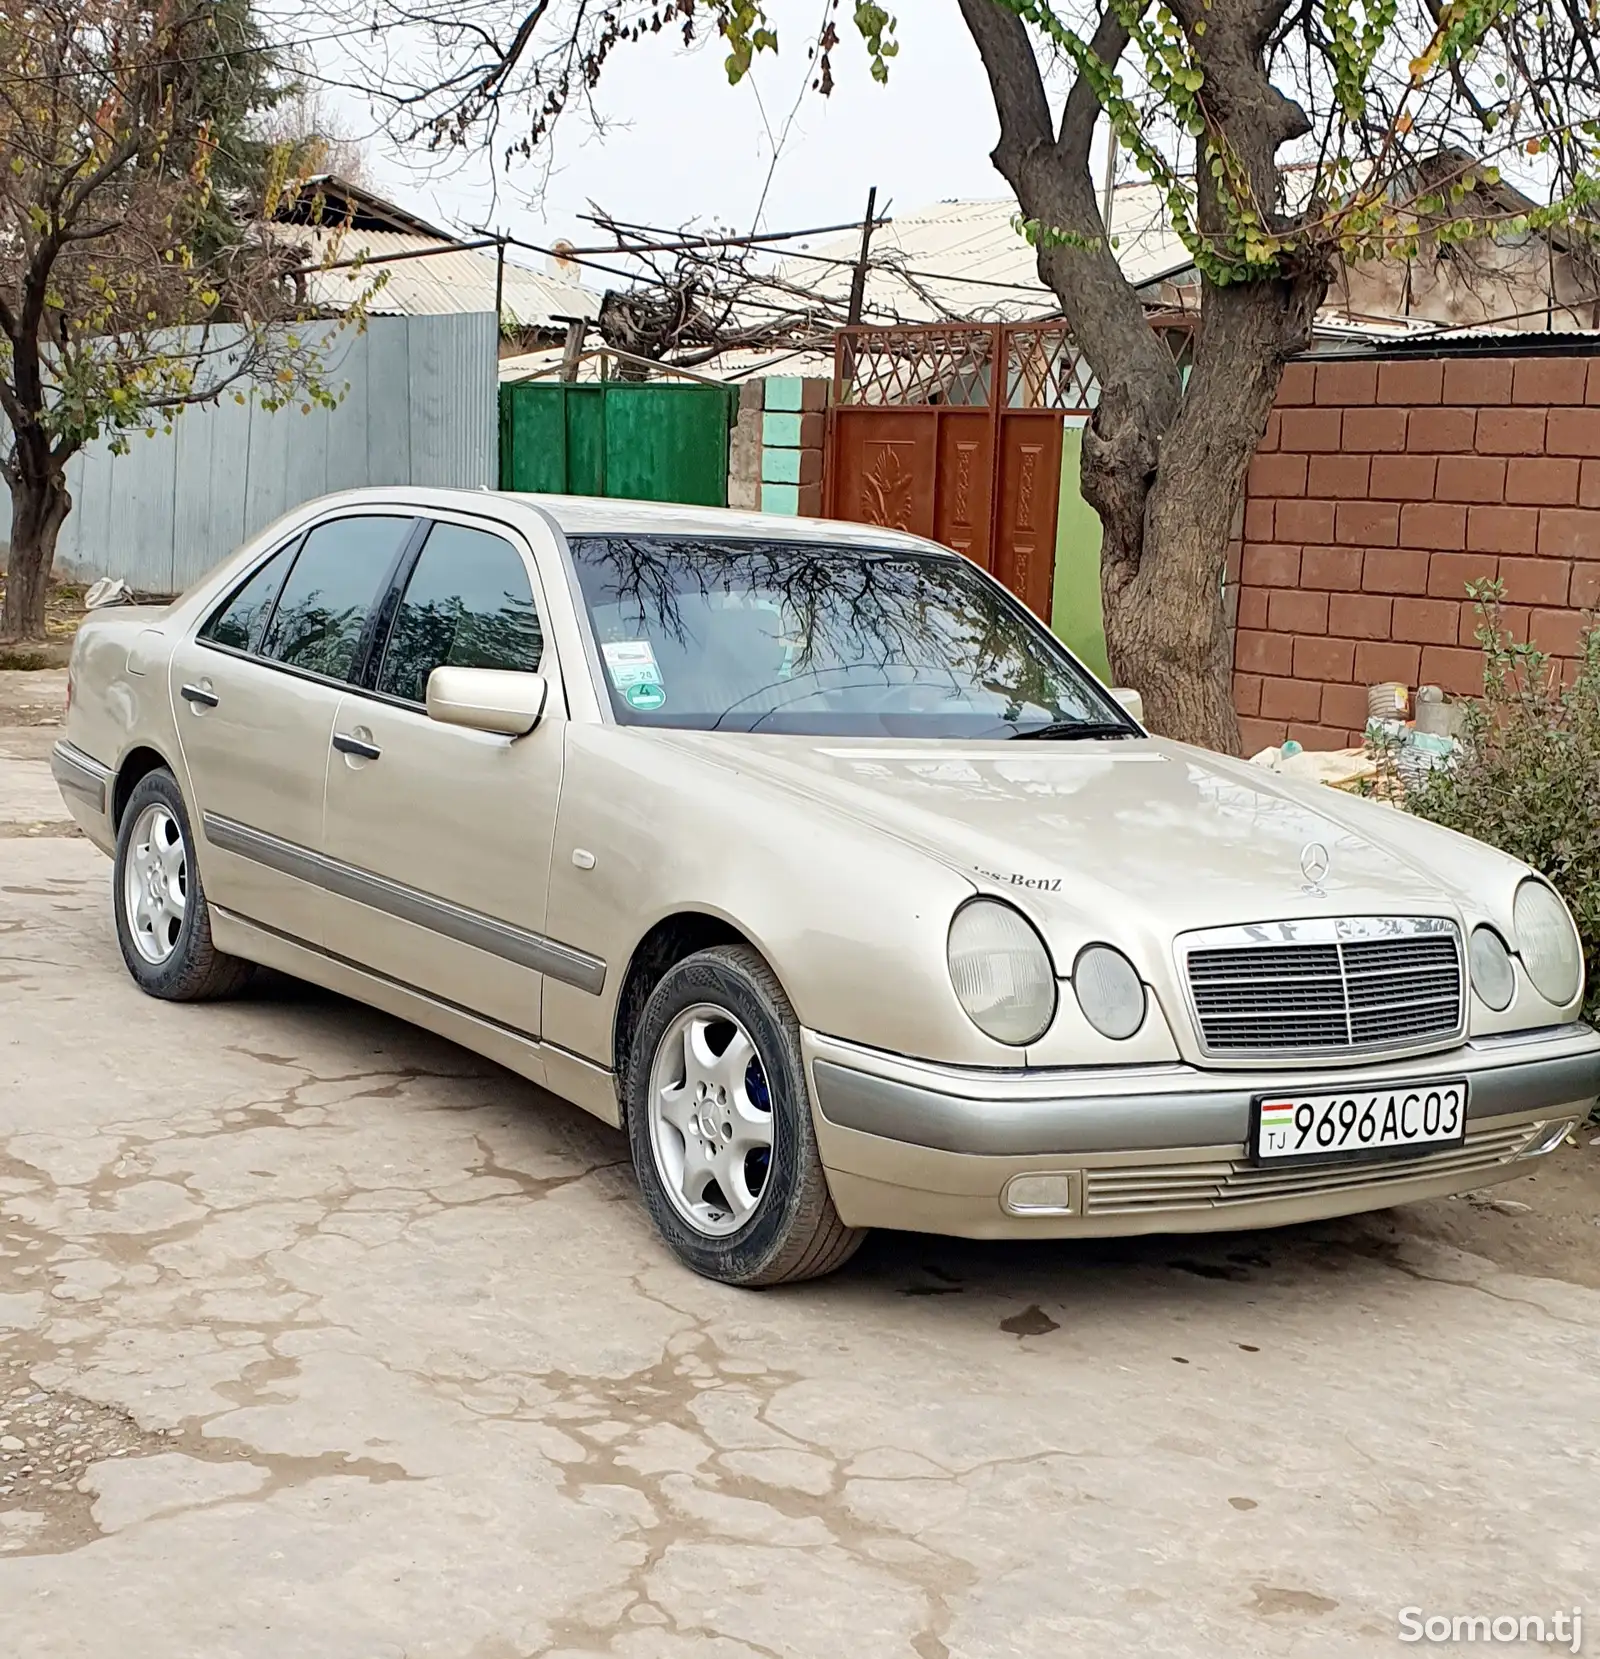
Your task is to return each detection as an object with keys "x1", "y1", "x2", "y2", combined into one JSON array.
[{"x1": 111, "y1": 744, "x2": 179, "y2": 830}]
